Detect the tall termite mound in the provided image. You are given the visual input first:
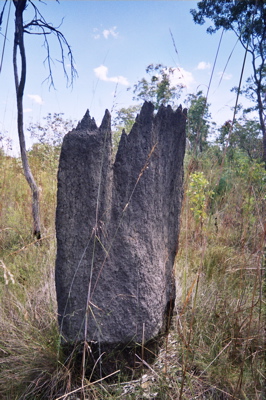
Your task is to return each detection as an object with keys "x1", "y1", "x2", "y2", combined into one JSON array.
[{"x1": 55, "y1": 101, "x2": 186, "y2": 373}]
